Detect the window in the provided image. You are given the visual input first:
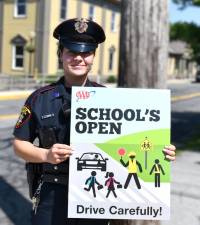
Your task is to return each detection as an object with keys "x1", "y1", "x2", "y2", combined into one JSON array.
[
  {"x1": 111, "y1": 12, "x2": 116, "y2": 32},
  {"x1": 60, "y1": 0, "x2": 67, "y2": 19},
  {"x1": 14, "y1": 0, "x2": 26, "y2": 17},
  {"x1": 11, "y1": 35, "x2": 26, "y2": 70},
  {"x1": 109, "y1": 51, "x2": 114, "y2": 71},
  {"x1": 89, "y1": 5, "x2": 95, "y2": 20},
  {"x1": 108, "y1": 46, "x2": 116, "y2": 71},
  {"x1": 13, "y1": 45, "x2": 24, "y2": 69}
]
